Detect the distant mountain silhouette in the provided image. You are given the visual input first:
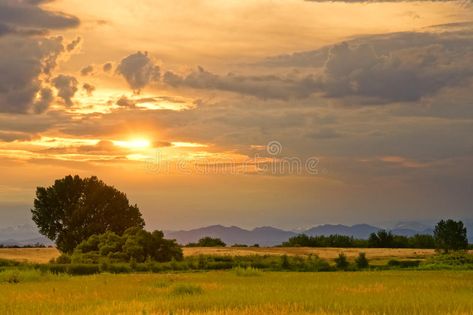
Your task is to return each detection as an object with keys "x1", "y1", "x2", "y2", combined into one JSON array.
[
  {"x1": 1, "y1": 221, "x2": 471, "y2": 247},
  {"x1": 0, "y1": 224, "x2": 53, "y2": 246},
  {"x1": 164, "y1": 223, "x2": 452, "y2": 246},
  {"x1": 164, "y1": 225, "x2": 296, "y2": 247},
  {"x1": 304, "y1": 224, "x2": 380, "y2": 239}
]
